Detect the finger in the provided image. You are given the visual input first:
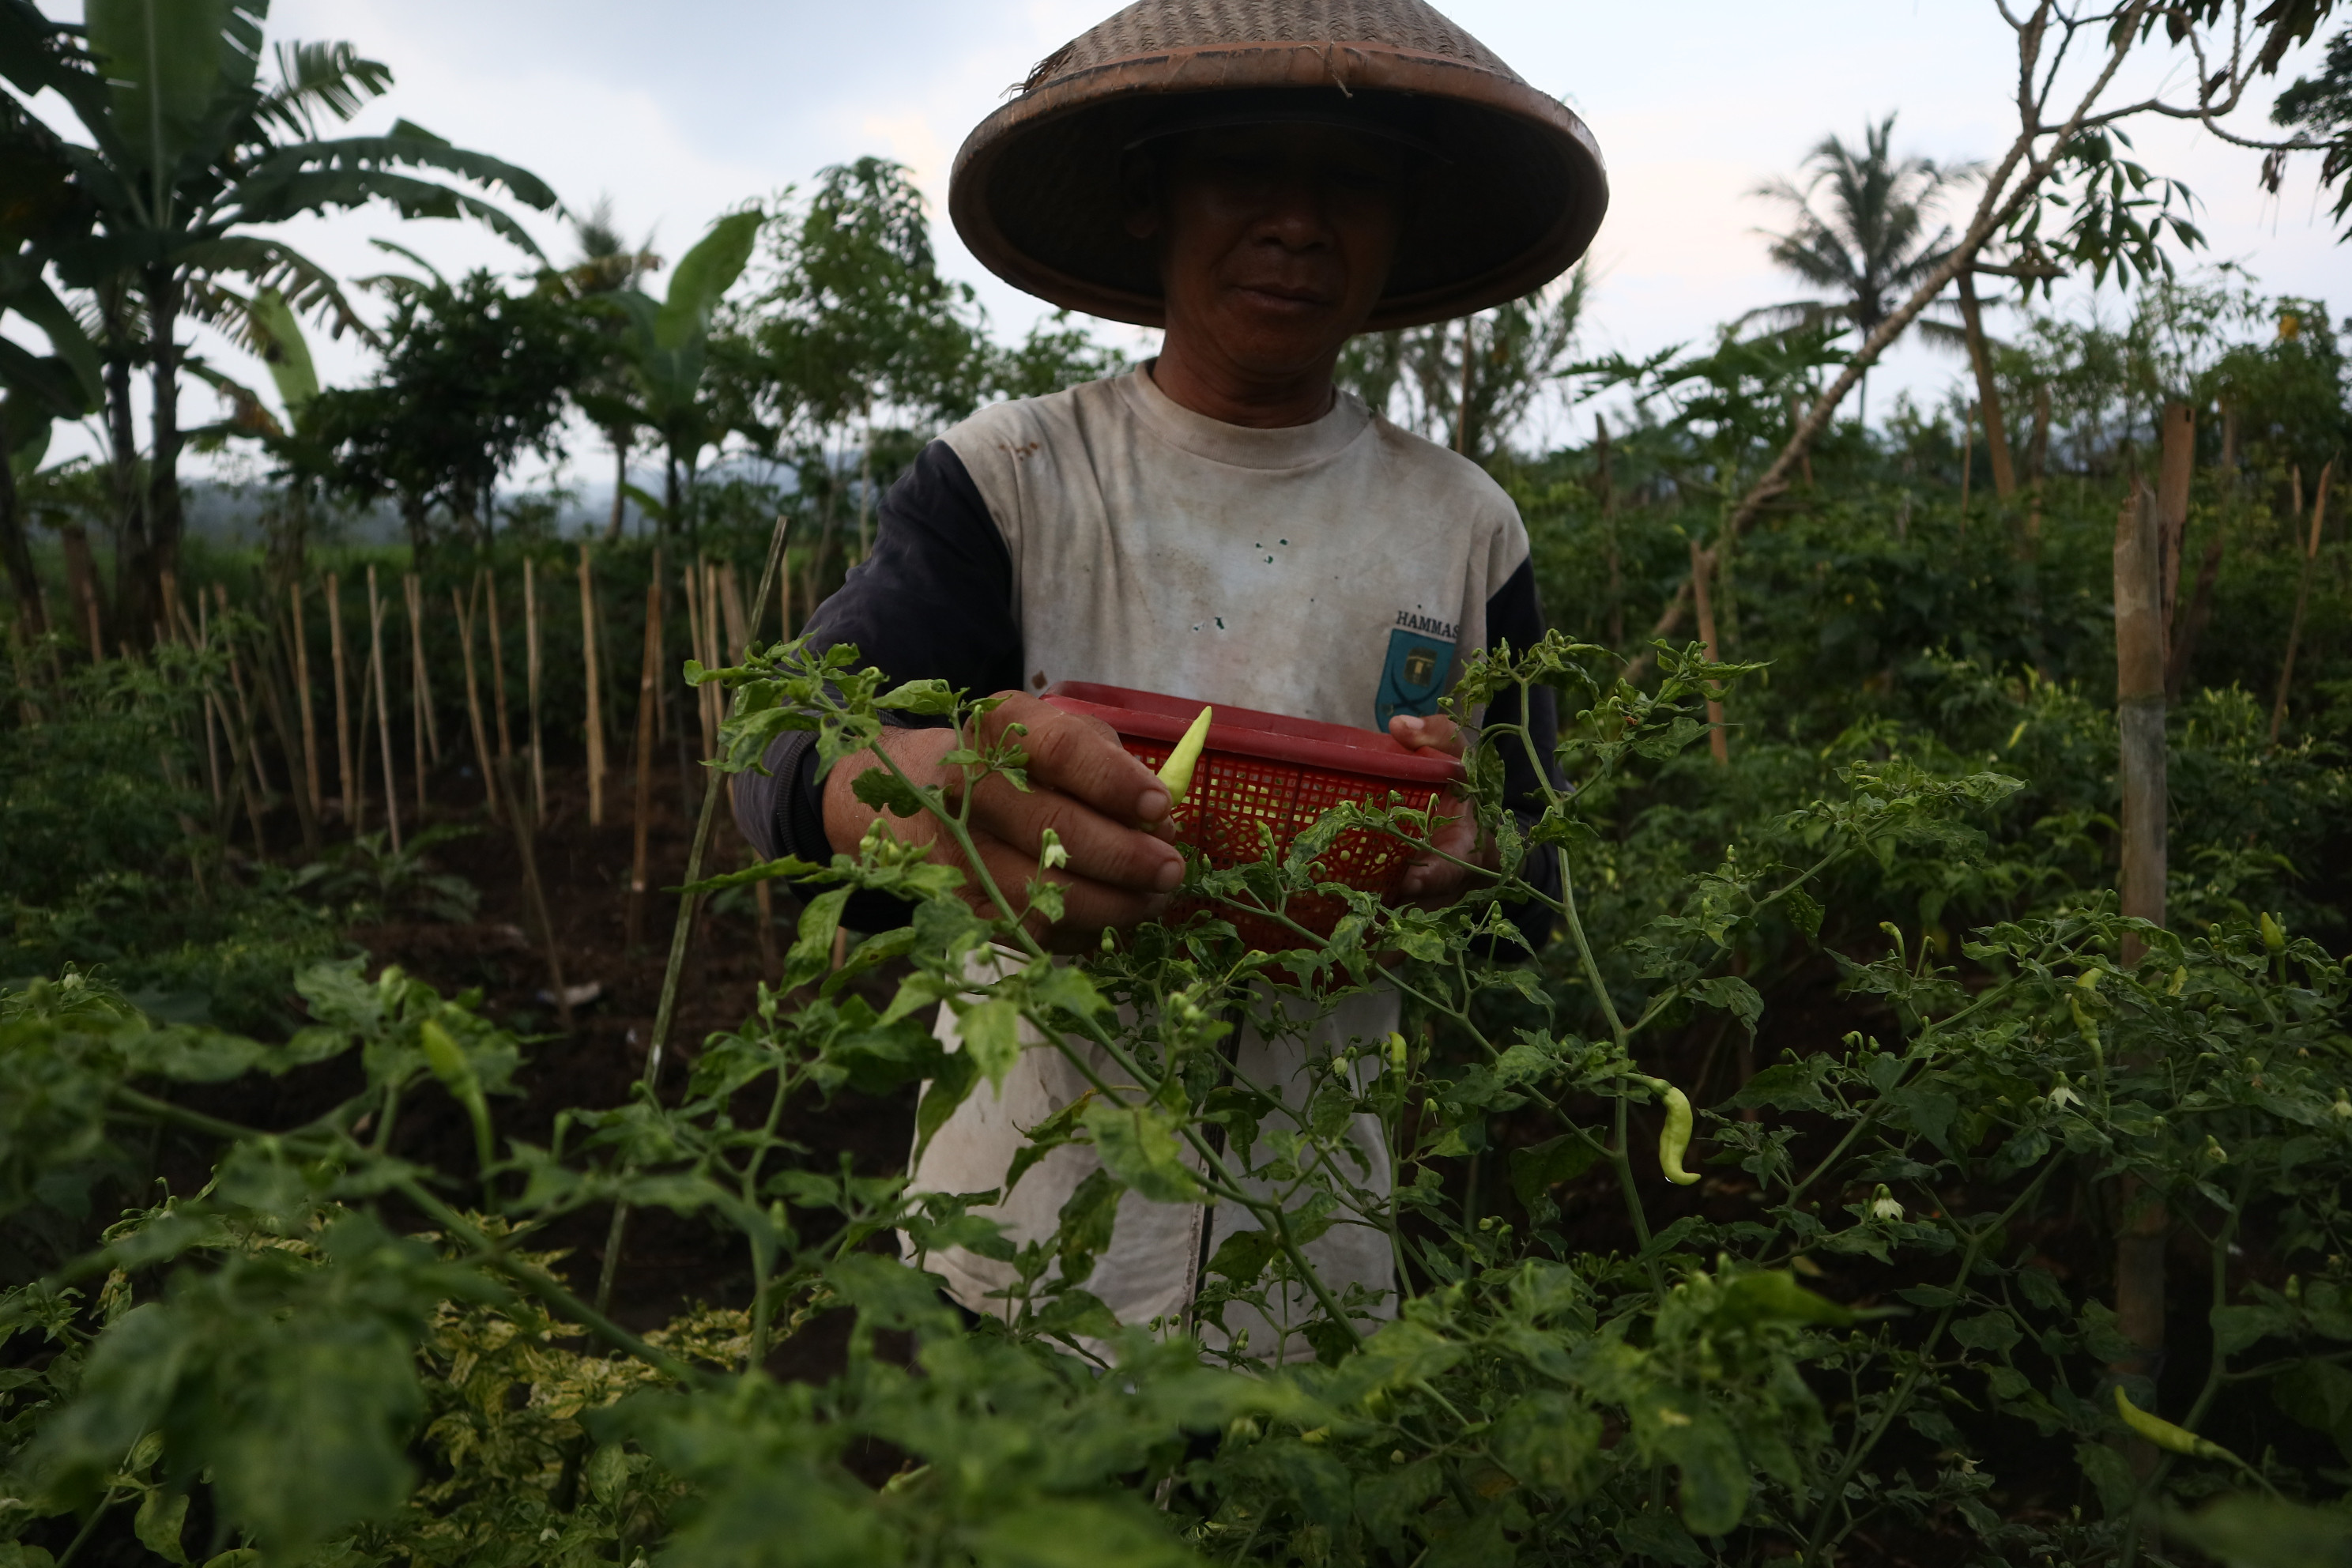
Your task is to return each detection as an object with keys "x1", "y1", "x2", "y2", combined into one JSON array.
[
  {"x1": 978, "y1": 692, "x2": 1174, "y2": 827},
  {"x1": 967, "y1": 774, "x2": 1185, "y2": 894},
  {"x1": 1389, "y1": 712, "x2": 1467, "y2": 757},
  {"x1": 963, "y1": 834, "x2": 1172, "y2": 935}
]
